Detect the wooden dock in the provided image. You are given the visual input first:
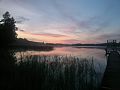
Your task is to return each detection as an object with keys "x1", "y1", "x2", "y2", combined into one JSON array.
[{"x1": 101, "y1": 51, "x2": 120, "y2": 90}]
